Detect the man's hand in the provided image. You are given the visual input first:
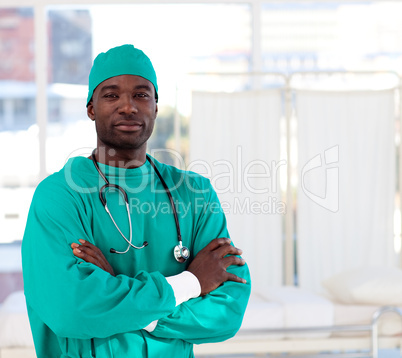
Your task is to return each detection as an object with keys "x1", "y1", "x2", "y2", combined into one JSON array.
[
  {"x1": 187, "y1": 238, "x2": 246, "y2": 296},
  {"x1": 71, "y1": 240, "x2": 115, "y2": 276}
]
